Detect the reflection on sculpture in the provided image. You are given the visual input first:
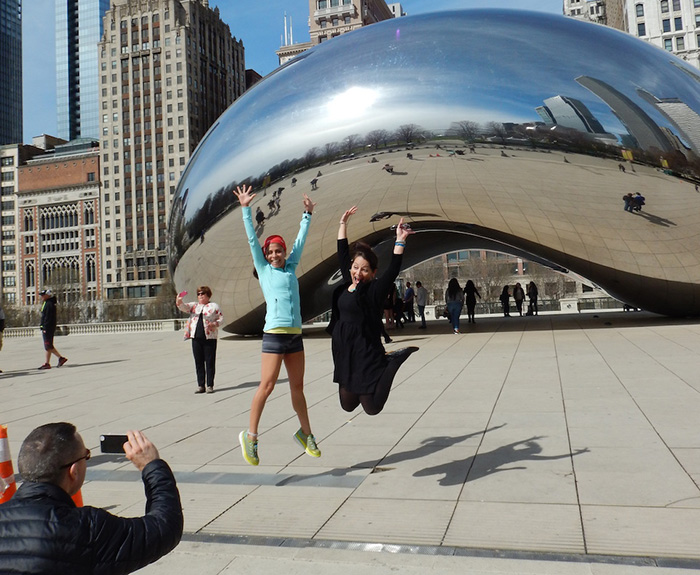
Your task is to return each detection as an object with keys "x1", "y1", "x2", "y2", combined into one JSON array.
[{"x1": 169, "y1": 9, "x2": 700, "y2": 334}]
